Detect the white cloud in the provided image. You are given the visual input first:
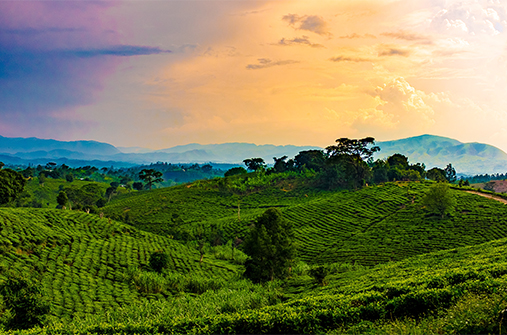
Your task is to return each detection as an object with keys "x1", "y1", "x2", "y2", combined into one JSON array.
[
  {"x1": 430, "y1": 1, "x2": 507, "y2": 36},
  {"x1": 353, "y1": 77, "x2": 436, "y2": 135}
]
